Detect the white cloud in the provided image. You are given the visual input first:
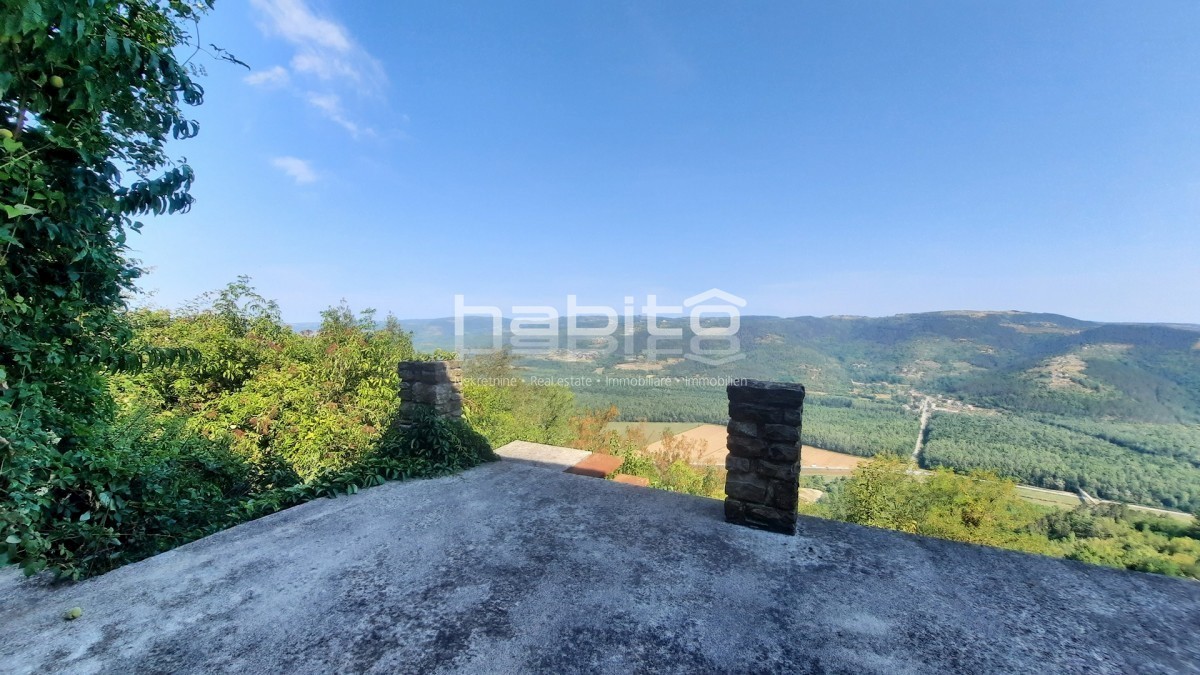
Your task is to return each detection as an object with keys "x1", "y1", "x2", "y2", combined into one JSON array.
[
  {"x1": 250, "y1": 0, "x2": 351, "y2": 51},
  {"x1": 249, "y1": 0, "x2": 384, "y2": 90},
  {"x1": 305, "y1": 92, "x2": 373, "y2": 138},
  {"x1": 244, "y1": 65, "x2": 290, "y2": 87},
  {"x1": 271, "y1": 156, "x2": 318, "y2": 184},
  {"x1": 249, "y1": 0, "x2": 392, "y2": 141}
]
